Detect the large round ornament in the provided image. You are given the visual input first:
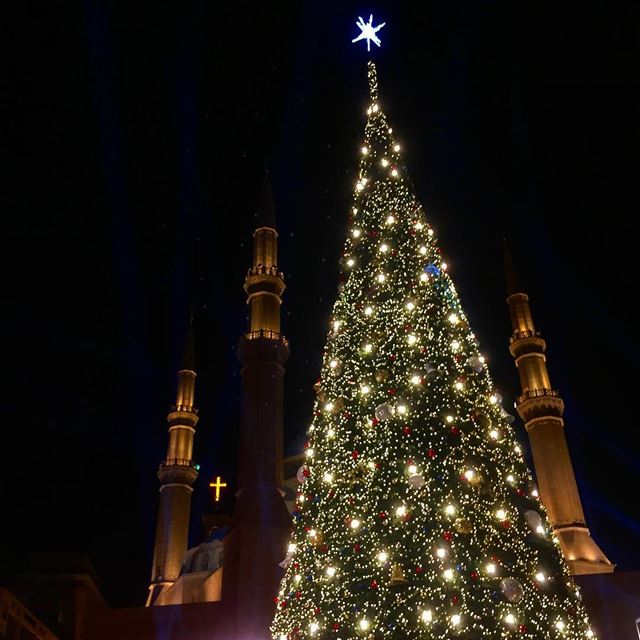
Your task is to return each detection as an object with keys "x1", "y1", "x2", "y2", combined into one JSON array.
[
  {"x1": 375, "y1": 368, "x2": 390, "y2": 382},
  {"x1": 296, "y1": 465, "x2": 308, "y2": 484},
  {"x1": 454, "y1": 518, "x2": 473, "y2": 534},
  {"x1": 375, "y1": 402, "x2": 393, "y2": 421},
  {"x1": 467, "y1": 356, "x2": 484, "y2": 372},
  {"x1": 408, "y1": 473, "x2": 425, "y2": 488},
  {"x1": 500, "y1": 406, "x2": 516, "y2": 424},
  {"x1": 524, "y1": 509, "x2": 543, "y2": 532},
  {"x1": 500, "y1": 577, "x2": 524, "y2": 603}
]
